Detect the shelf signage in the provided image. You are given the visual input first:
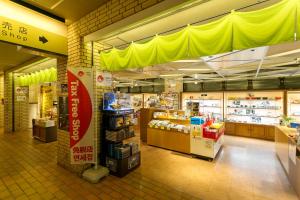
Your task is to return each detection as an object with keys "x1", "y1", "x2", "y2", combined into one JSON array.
[
  {"x1": 15, "y1": 86, "x2": 28, "y2": 102},
  {"x1": 68, "y1": 67, "x2": 94, "y2": 164},
  {"x1": 0, "y1": 16, "x2": 67, "y2": 55}
]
